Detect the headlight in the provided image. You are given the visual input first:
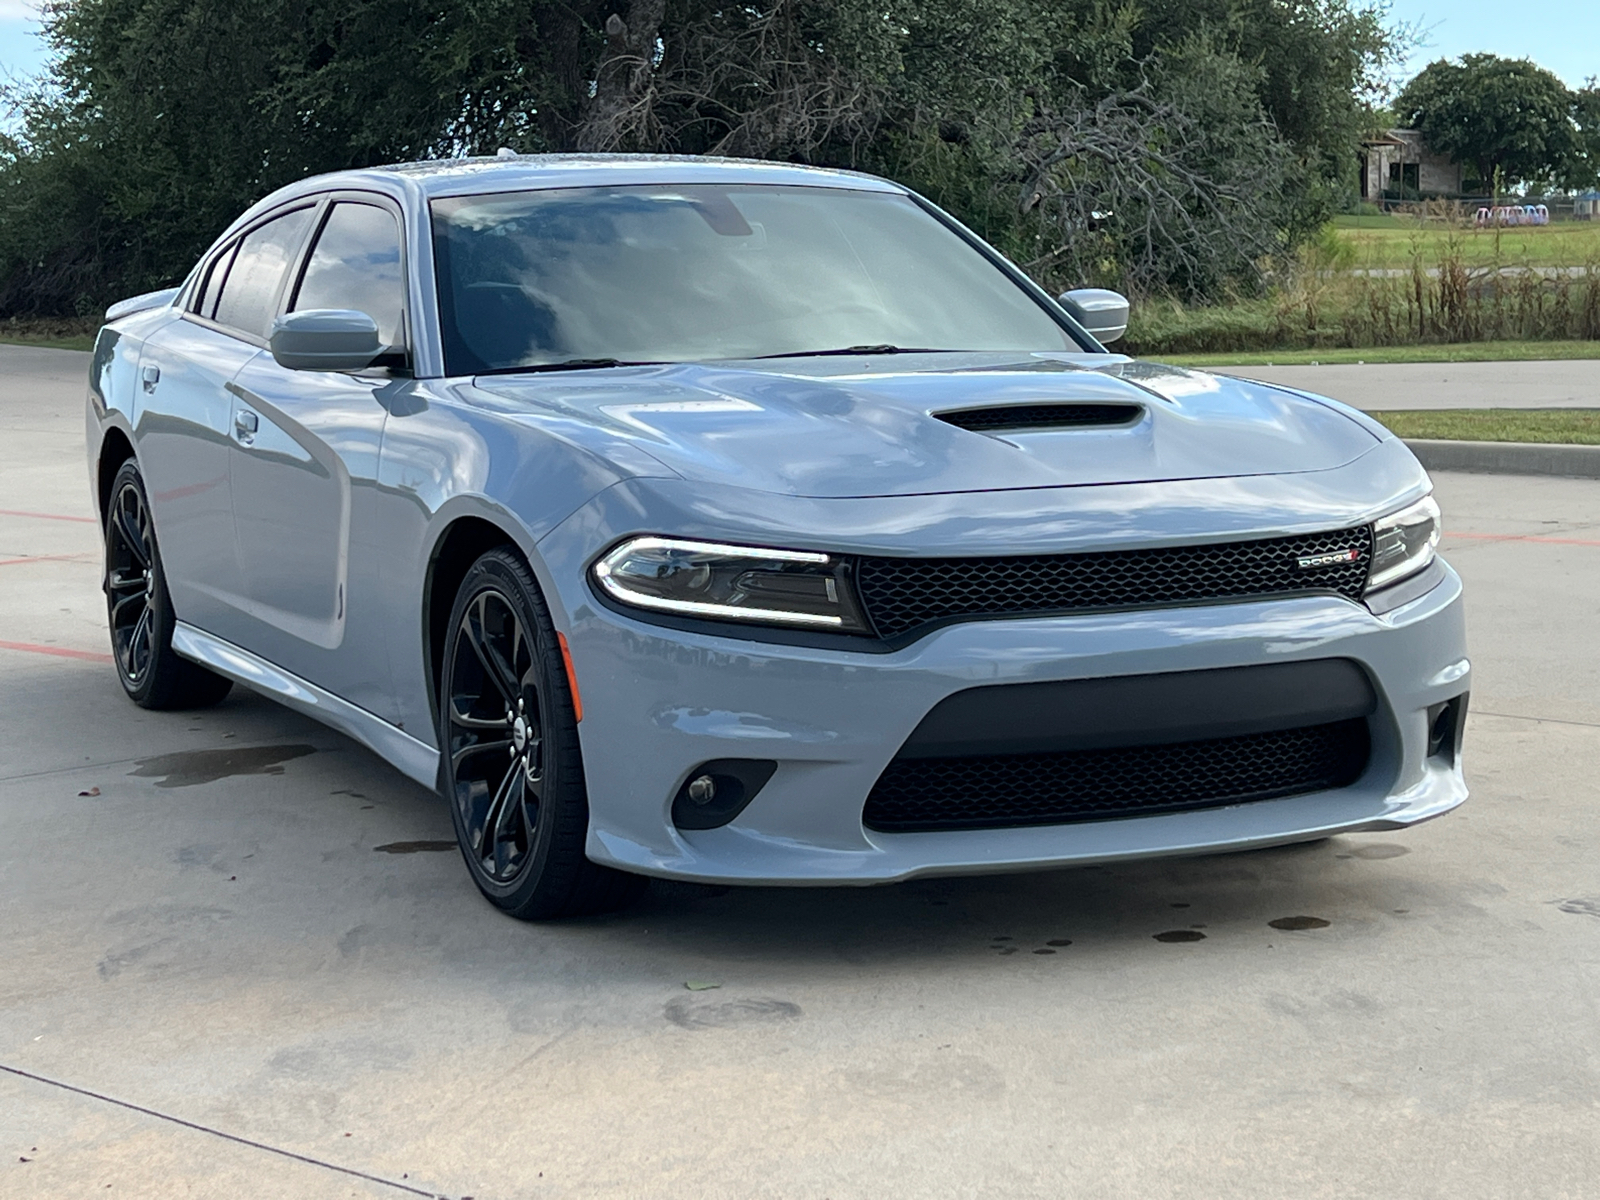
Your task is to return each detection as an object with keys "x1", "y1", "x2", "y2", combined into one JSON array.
[
  {"x1": 1367, "y1": 494, "x2": 1440, "y2": 592},
  {"x1": 592, "y1": 537, "x2": 869, "y2": 632}
]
